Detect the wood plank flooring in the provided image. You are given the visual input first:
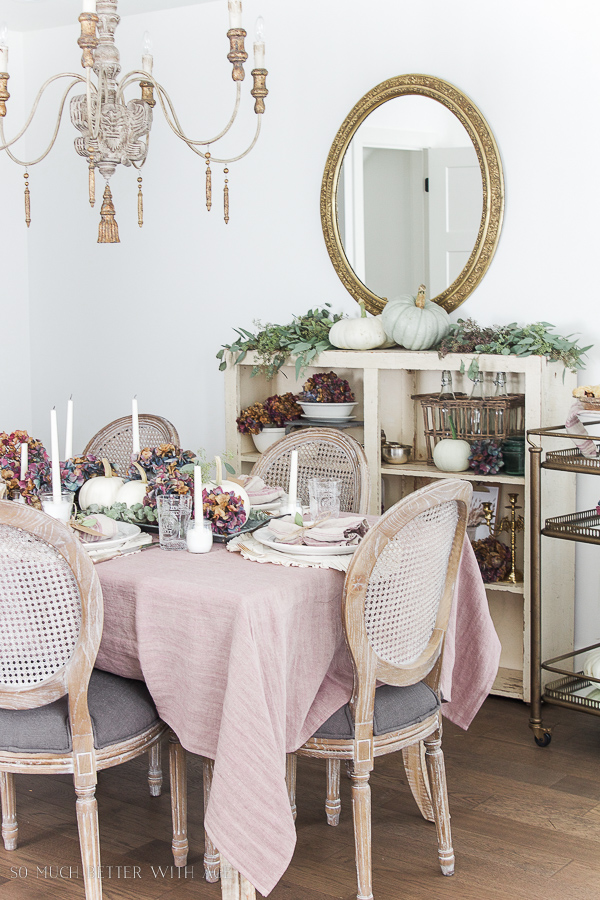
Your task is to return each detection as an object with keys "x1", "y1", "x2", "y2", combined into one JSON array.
[{"x1": 2, "y1": 696, "x2": 600, "y2": 899}]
